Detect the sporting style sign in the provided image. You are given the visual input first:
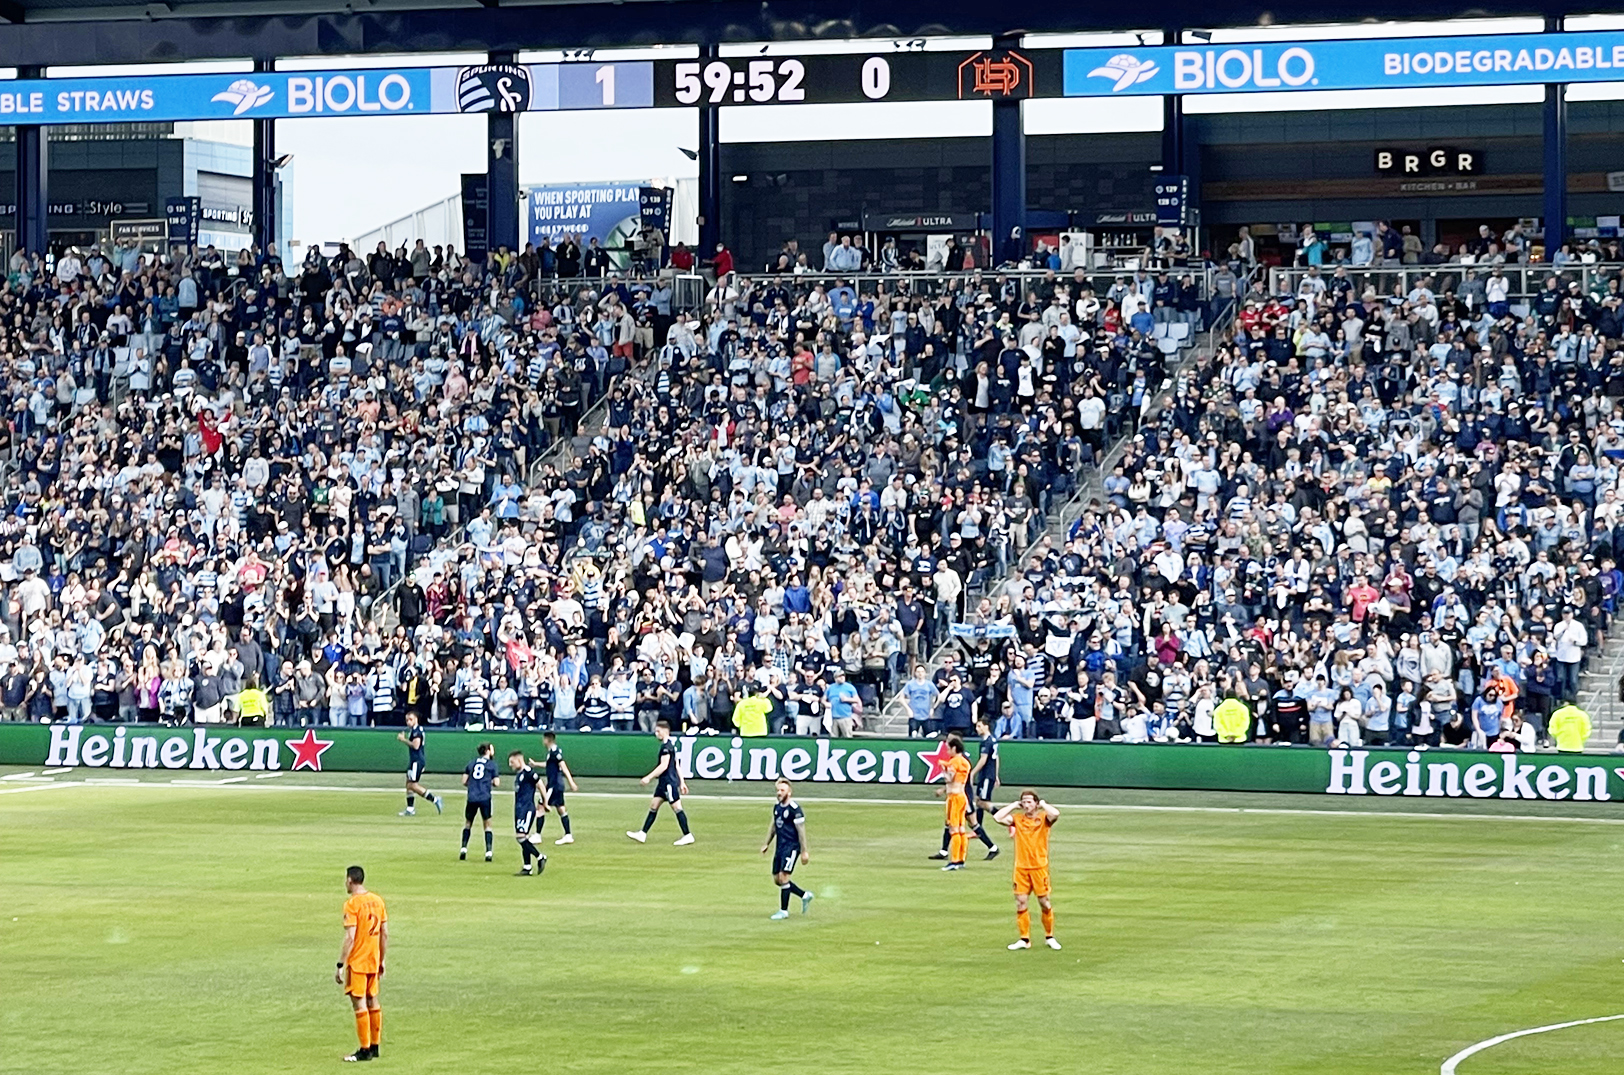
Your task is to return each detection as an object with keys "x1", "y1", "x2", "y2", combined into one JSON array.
[{"x1": 1063, "y1": 30, "x2": 1624, "y2": 97}]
